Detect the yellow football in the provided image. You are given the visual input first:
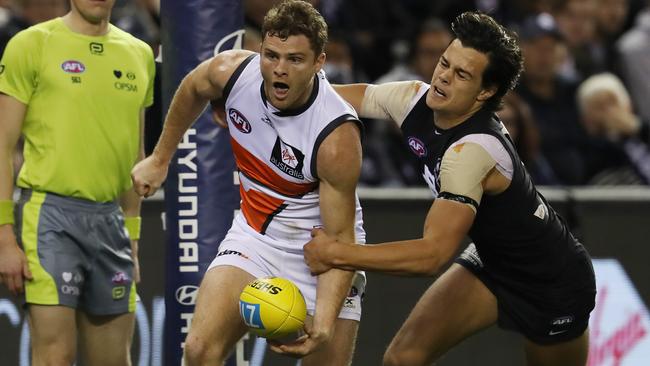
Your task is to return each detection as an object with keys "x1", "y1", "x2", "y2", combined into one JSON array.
[{"x1": 239, "y1": 277, "x2": 307, "y2": 339}]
